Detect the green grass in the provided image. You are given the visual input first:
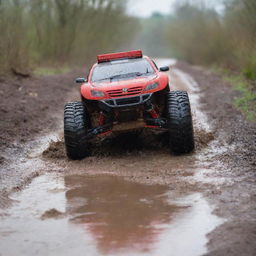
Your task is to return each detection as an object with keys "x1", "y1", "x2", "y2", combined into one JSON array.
[
  {"x1": 230, "y1": 79, "x2": 255, "y2": 121},
  {"x1": 218, "y1": 69, "x2": 256, "y2": 121},
  {"x1": 33, "y1": 66, "x2": 71, "y2": 76}
]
